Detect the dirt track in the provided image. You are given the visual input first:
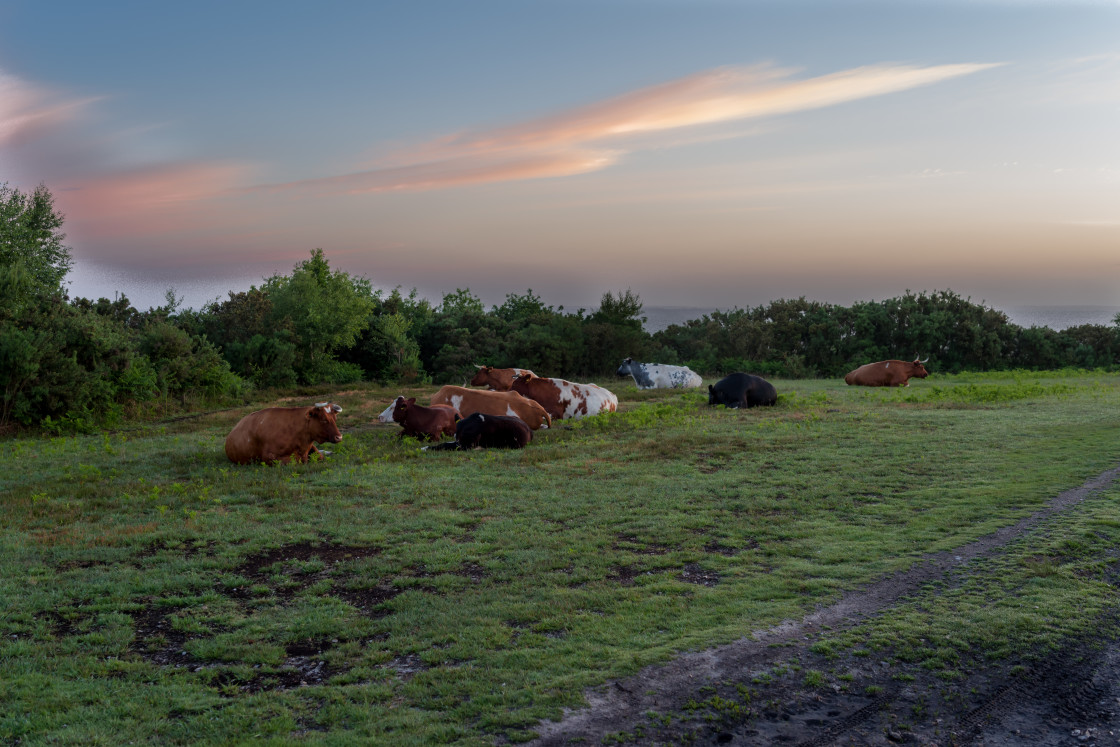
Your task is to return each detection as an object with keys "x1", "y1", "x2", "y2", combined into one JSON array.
[{"x1": 531, "y1": 465, "x2": 1120, "y2": 746}]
